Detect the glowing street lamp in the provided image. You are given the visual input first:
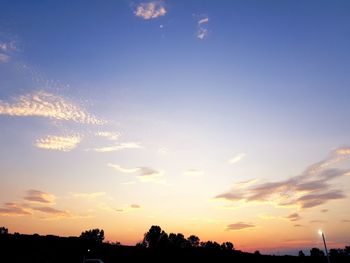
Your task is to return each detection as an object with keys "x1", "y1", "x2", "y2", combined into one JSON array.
[{"x1": 318, "y1": 230, "x2": 330, "y2": 263}]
